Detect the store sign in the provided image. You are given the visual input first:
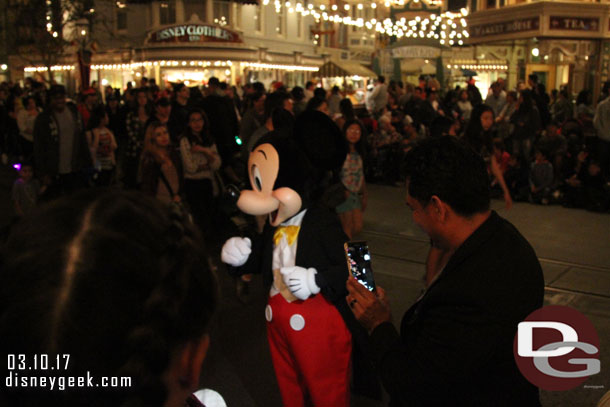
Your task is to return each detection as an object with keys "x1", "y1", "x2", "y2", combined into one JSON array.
[
  {"x1": 392, "y1": 46, "x2": 441, "y2": 59},
  {"x1": 470, "y1": 17, "x2": 539, "y2": 38},
  {"x1": 148, "y1": 24, "x2": 242, "y2": 44},
  {"x1": 550, "y1": 17, "x2": 599, "y2": 32}
]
